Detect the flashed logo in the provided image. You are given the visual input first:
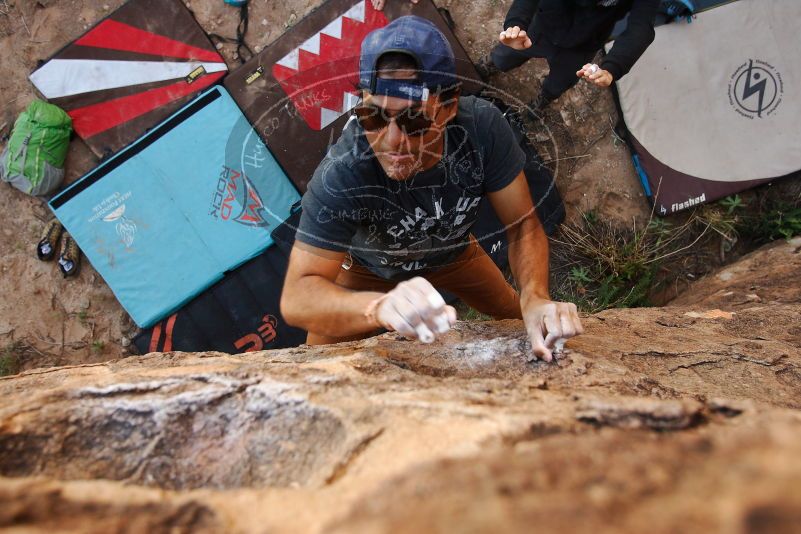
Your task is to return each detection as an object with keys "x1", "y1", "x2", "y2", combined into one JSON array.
[
  {"x1": 728, "y1": 59, "x2": 783, "y2": 119},
  {"x1": 210, "y1": 166, "x2": 270, "y2": 228}
]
